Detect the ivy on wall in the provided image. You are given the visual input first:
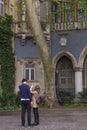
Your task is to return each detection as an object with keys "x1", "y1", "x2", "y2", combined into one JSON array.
[{"x1": 0, "y1": 15, "x2": 15, "y2": 106}]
